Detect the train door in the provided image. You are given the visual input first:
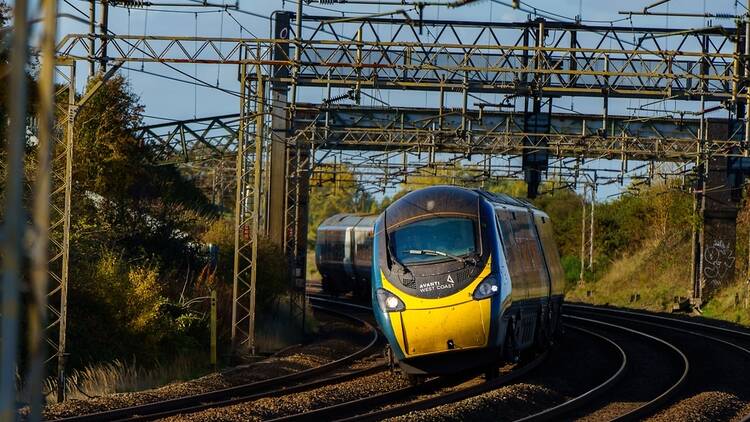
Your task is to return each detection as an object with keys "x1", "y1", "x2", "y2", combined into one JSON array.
[
  {"x1": 533, "y1": 213, "x2": 566, "y2": 338},
  {"x1": 495, "y1": 209, "x2": 529, "y2": 302},
  {"x1": 344, "y1": 226, "x2": 355, "y2": 282},
  {"x1": 531, "y1": 214, "x2": 553, "y2": 298},
  {"x1": 496, "y1": 208, "x2": 548, "y2": 349},
  {"x1": 511, "y1": 212, "x2": 548, "y2": 301},
  {"x1": 534, "y1": 214, "x2": 565, "y2": 297}
]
